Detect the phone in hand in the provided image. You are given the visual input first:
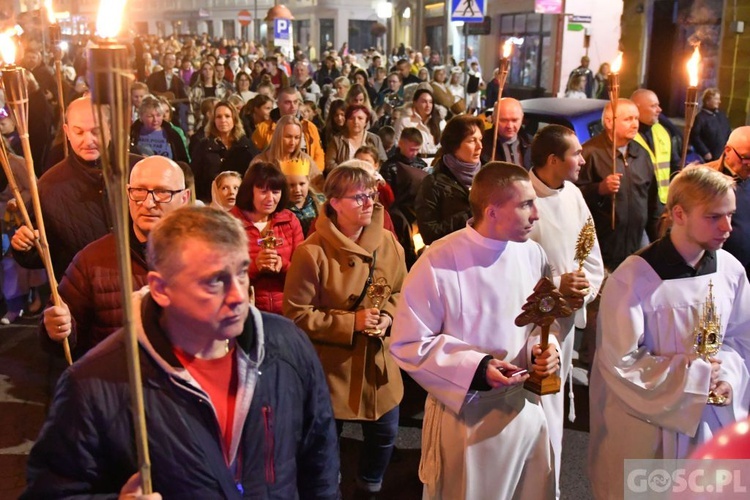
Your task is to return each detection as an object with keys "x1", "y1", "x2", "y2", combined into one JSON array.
[{"x1": 501, "y1": 367, "x2": 528, "y2": 378}]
